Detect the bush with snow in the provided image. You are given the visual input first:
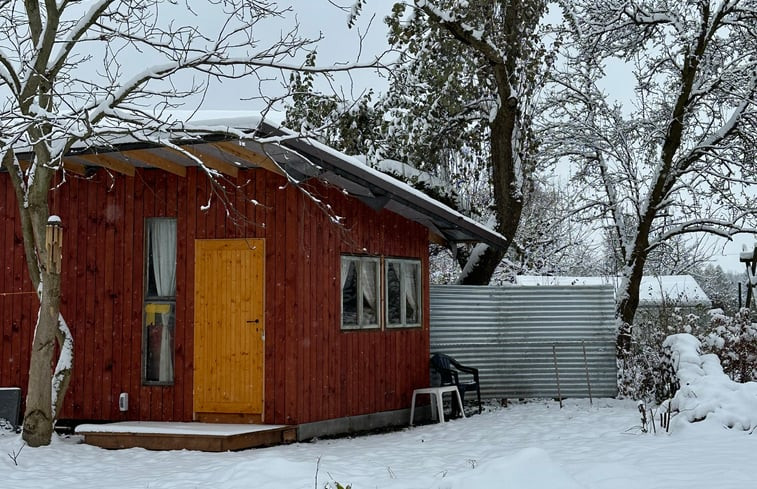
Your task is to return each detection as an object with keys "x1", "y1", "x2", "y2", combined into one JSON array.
[
  {"x1": 618, "y1": 307, "x2": 757, "y2": 402},
  {"x1": 662, "y1": 333, "x2": 757, "y2": 432},
  {"x1": 700, "y1": 308, "x2": 757, "y2": 382}
]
